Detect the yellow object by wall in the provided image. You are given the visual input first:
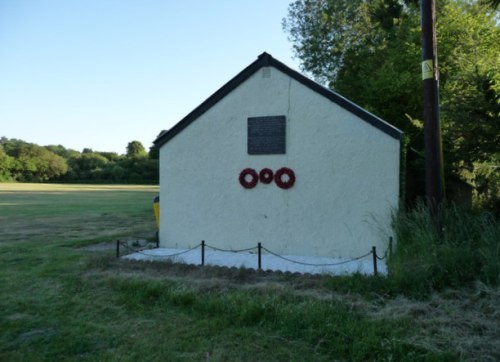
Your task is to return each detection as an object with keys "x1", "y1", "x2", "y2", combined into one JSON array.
[{"x1": 153, "y1": 196, "x2": 160, "y2": 229}]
